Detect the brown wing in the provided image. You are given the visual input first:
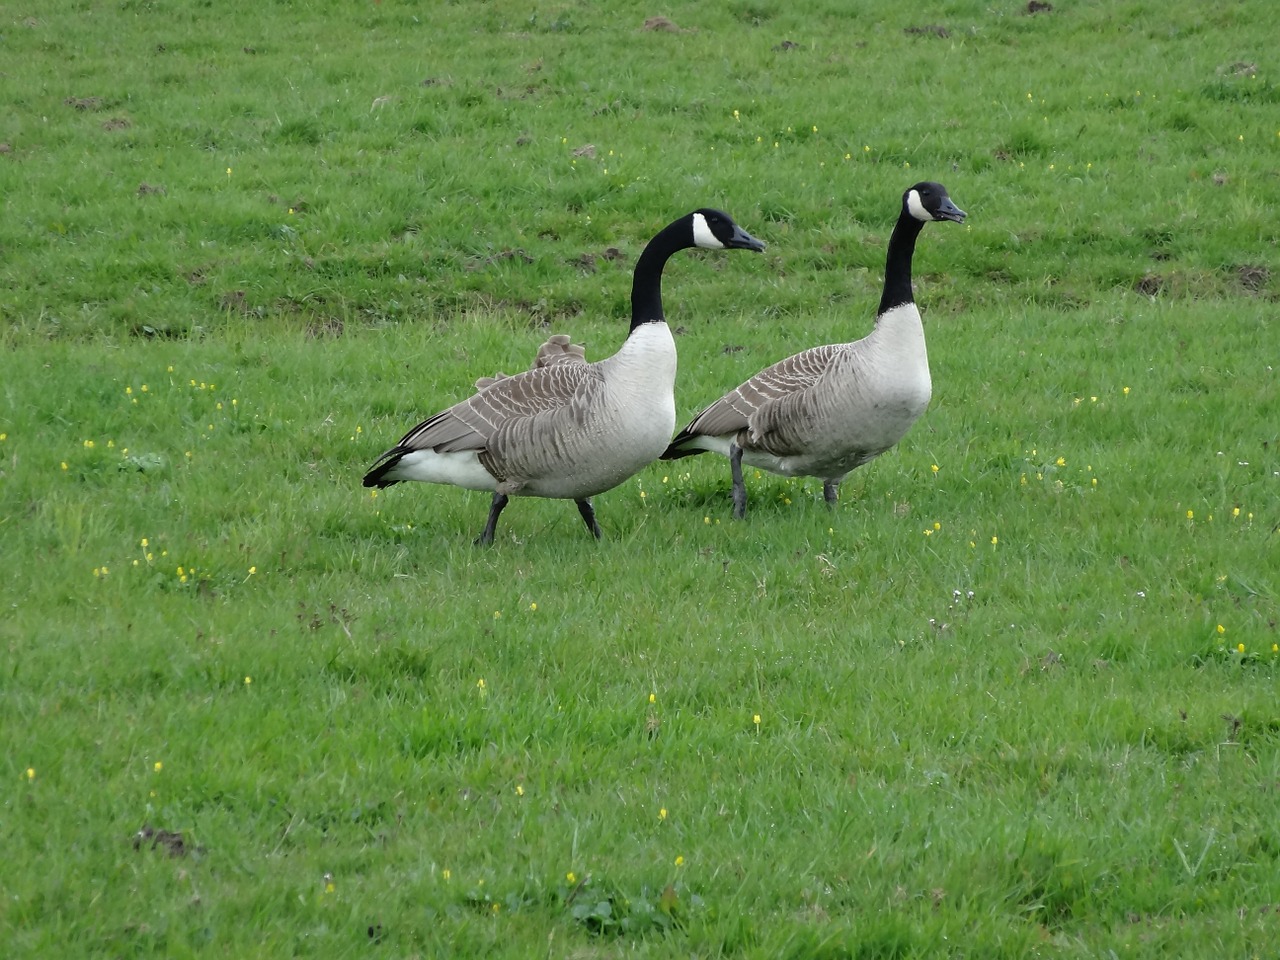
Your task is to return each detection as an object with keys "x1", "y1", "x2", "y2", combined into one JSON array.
[
  {"x1": 531, "y1": 333, "x2": 588, "y2": 368},
  {"x1": 393, "y1": 357, "x2": 601, "y2": 455},
  {"x1": 474, "y1": 334, "x2": 588, "y2": 390},
  {"x1": 675, "y1": 344, "x2": 845, "y2": 441}
]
